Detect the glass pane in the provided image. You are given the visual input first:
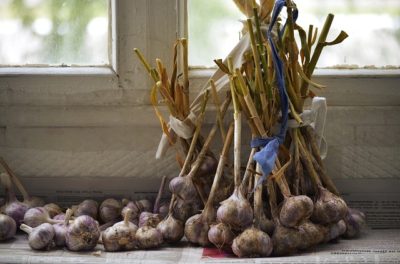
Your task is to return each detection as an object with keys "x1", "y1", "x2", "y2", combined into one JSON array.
[
  {"x1": 189, "y1": 0, "x2": 400, "y2": 68},
  {"x1": 0, "y1": 0, "x2": 109, "y2": 66},
  {"x1": 188, "y1": 0, "x2": 245, "y2": 68}
]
